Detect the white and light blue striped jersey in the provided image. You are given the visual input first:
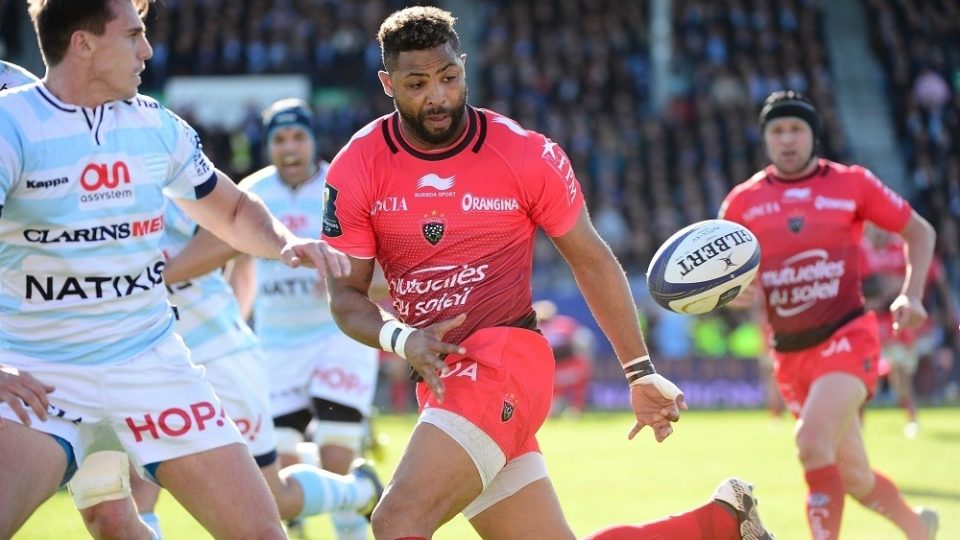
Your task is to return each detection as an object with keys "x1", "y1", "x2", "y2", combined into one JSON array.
[
  {"x1": 239, "y1": 163, "x2": 340, "y2": 349},
  {"x1": 162, "y1": 201, "x2": 259, "y2": 364},
  {"x1": 0, "y1": 85, "x2": 217, "y2": 365},
  {"x1": 0, "y1": 61, "x2": 39, "y2": 92}
]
